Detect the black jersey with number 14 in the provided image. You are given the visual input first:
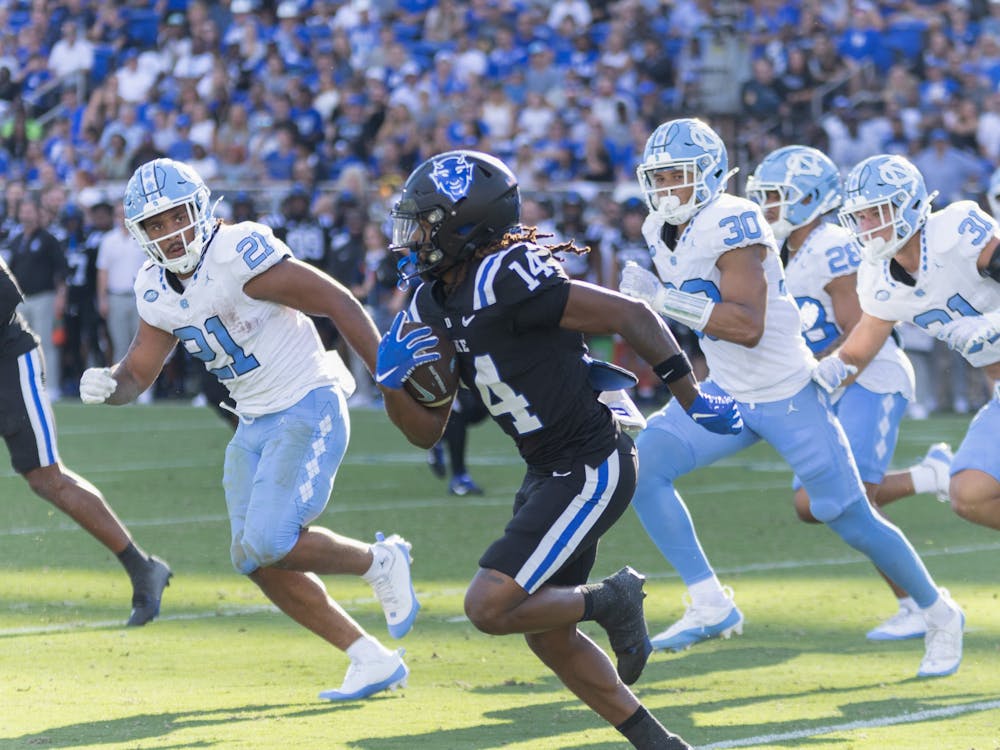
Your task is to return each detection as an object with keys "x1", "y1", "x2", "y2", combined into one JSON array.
[{"x1": 408, "y1": 242, "x2": 617, "y2": 473}]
